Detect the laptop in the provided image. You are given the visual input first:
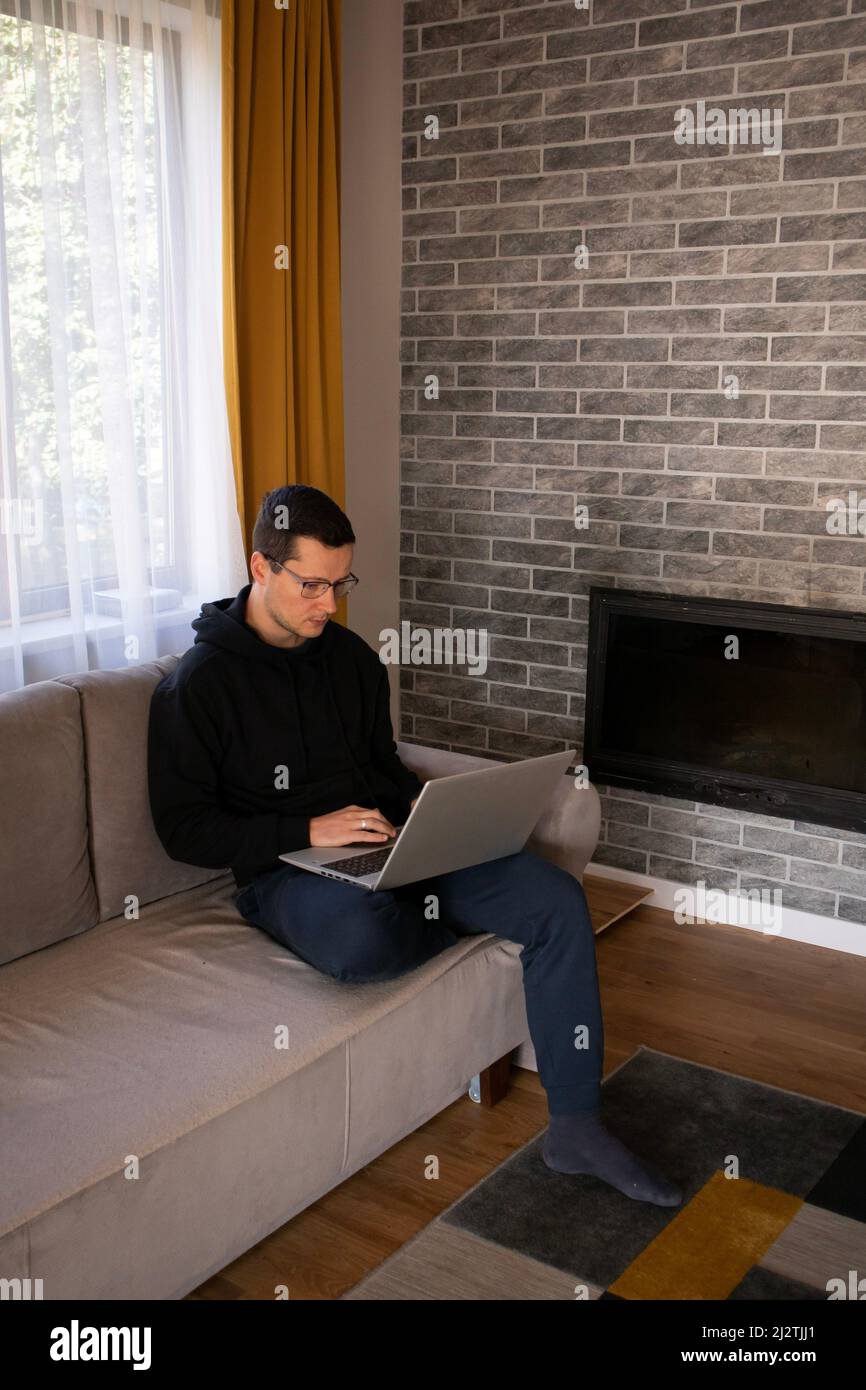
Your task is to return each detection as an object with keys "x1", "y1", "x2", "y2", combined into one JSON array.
[{"x1": 279, "y1": 749, "x2": 576, "y2": 891}]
